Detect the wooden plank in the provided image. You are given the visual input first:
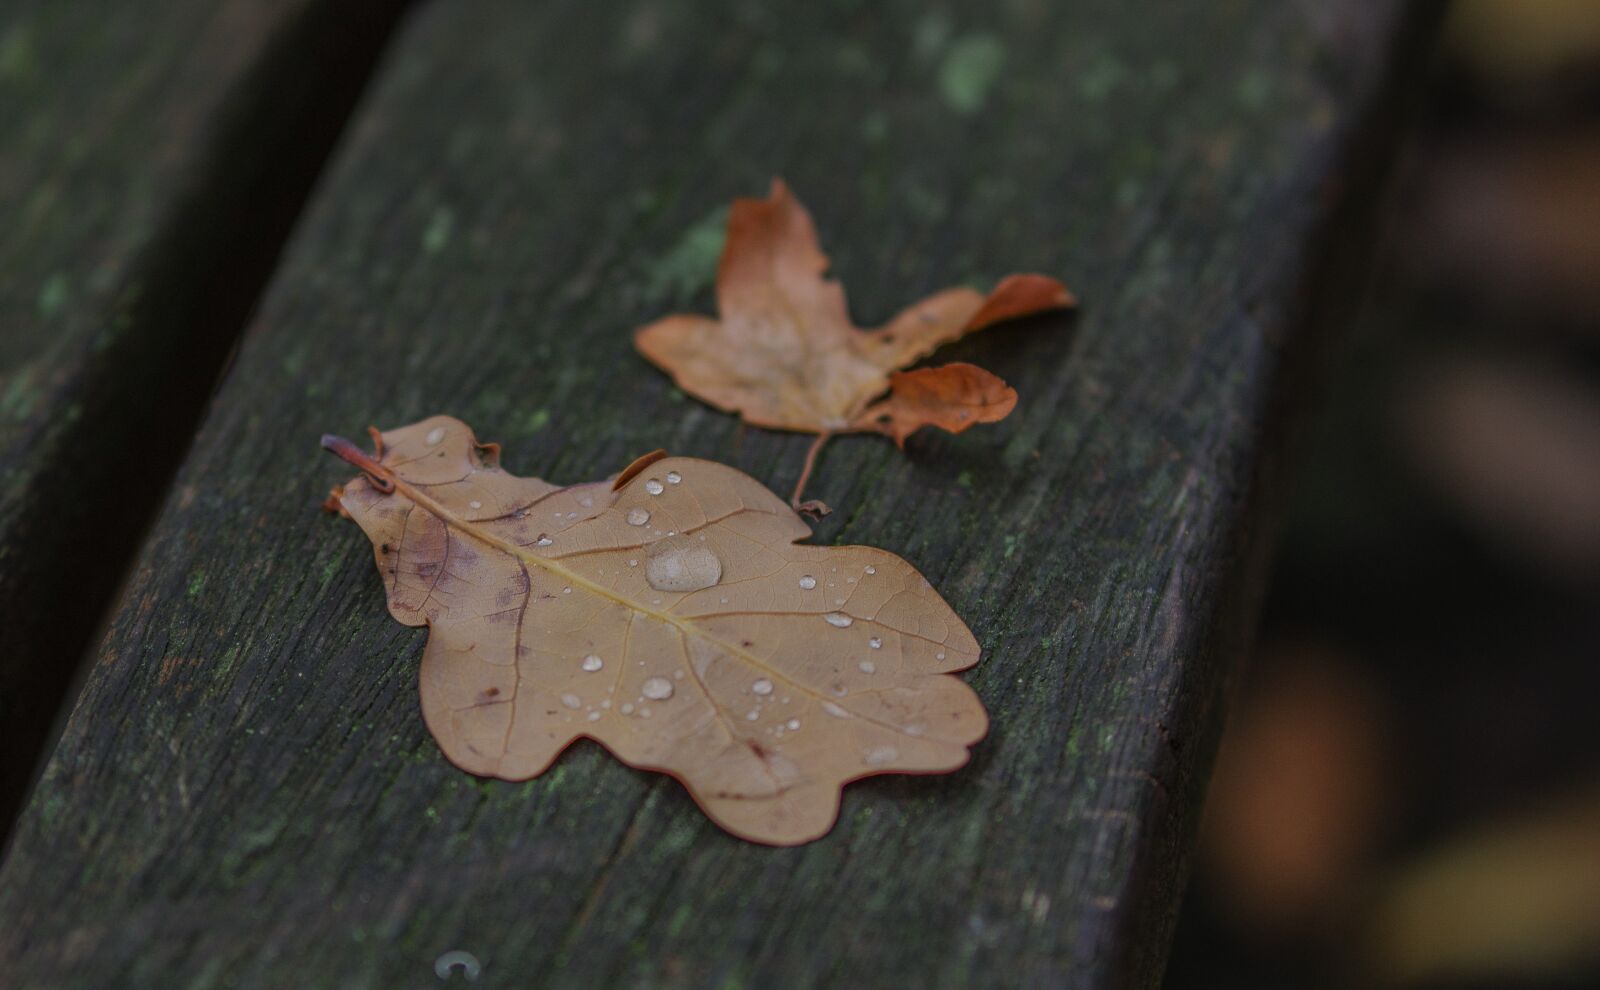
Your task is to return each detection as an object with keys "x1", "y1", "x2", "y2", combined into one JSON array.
[
  {"x1": 0, "y1": 1, "x2": 1430, "y2": 986},
  {"x1": 0, "y1": 0, "x2": 407, "y2": 829}
]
